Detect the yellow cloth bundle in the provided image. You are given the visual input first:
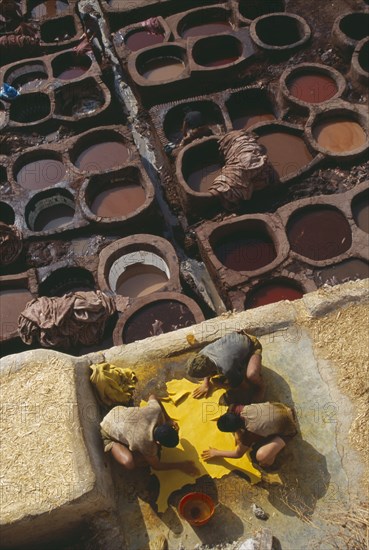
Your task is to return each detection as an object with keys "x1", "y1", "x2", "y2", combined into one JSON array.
[{"x1": 90, "y1": 362, "x2": 137, "y2": 406}]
